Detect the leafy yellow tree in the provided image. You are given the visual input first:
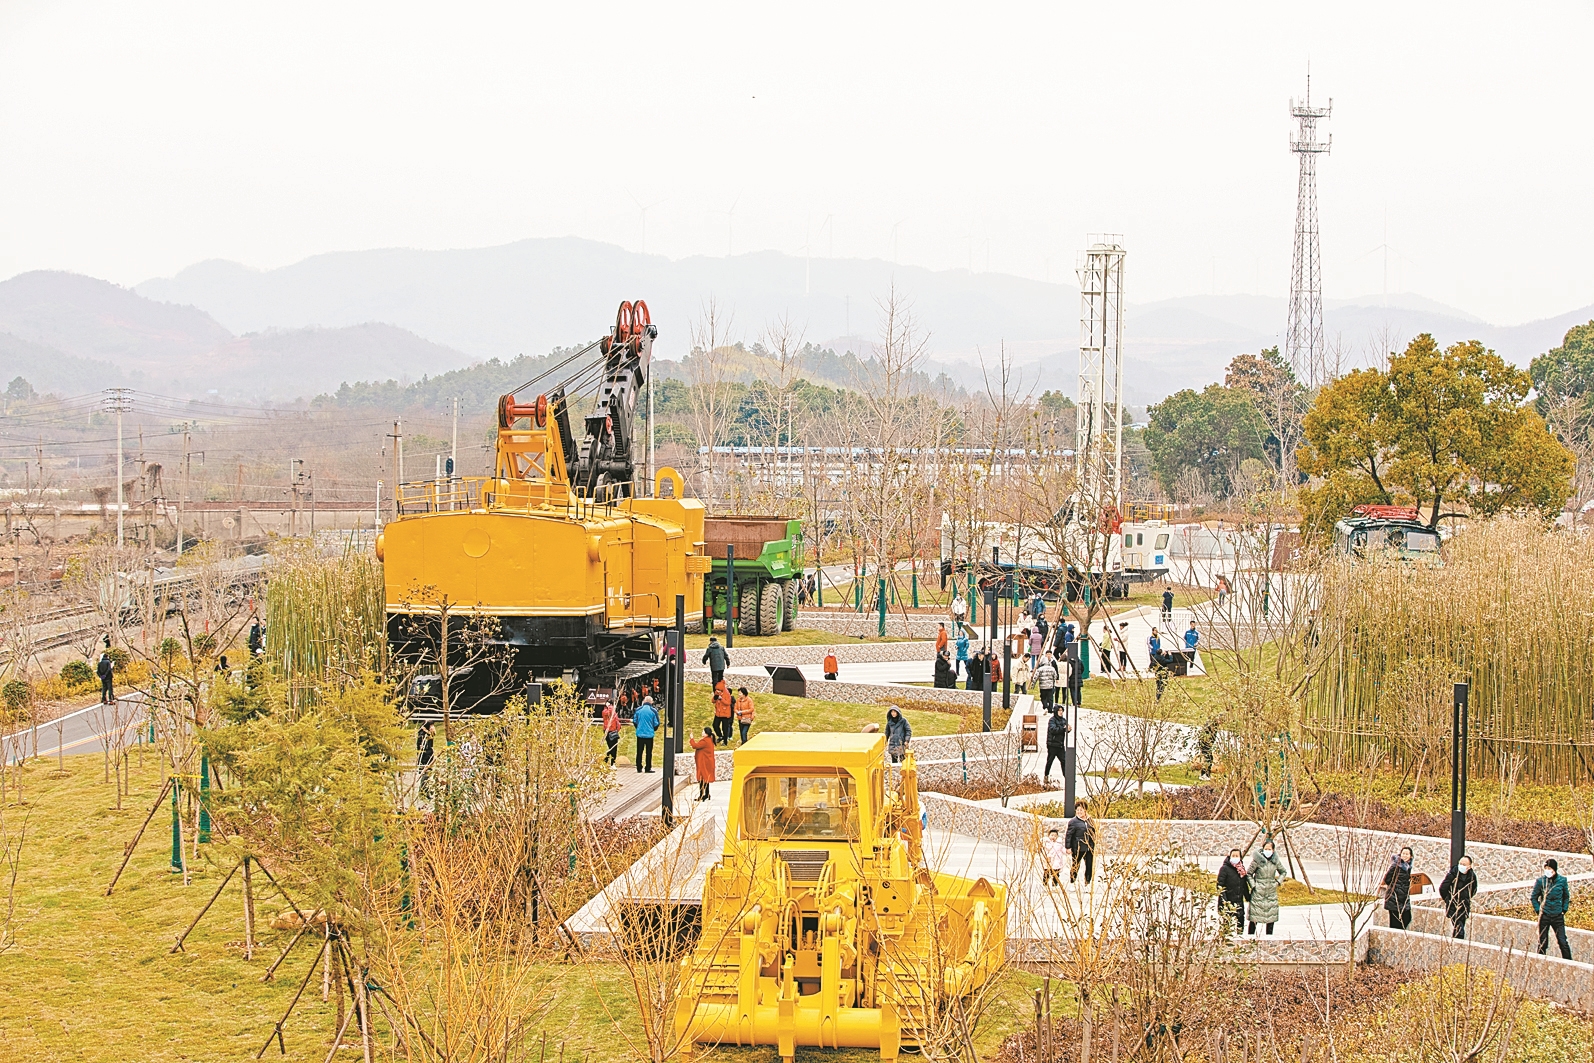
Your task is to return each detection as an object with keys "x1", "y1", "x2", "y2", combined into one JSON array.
[{"x1": 1299, "y1": 333, "x2": 1573, "y2": 534}]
